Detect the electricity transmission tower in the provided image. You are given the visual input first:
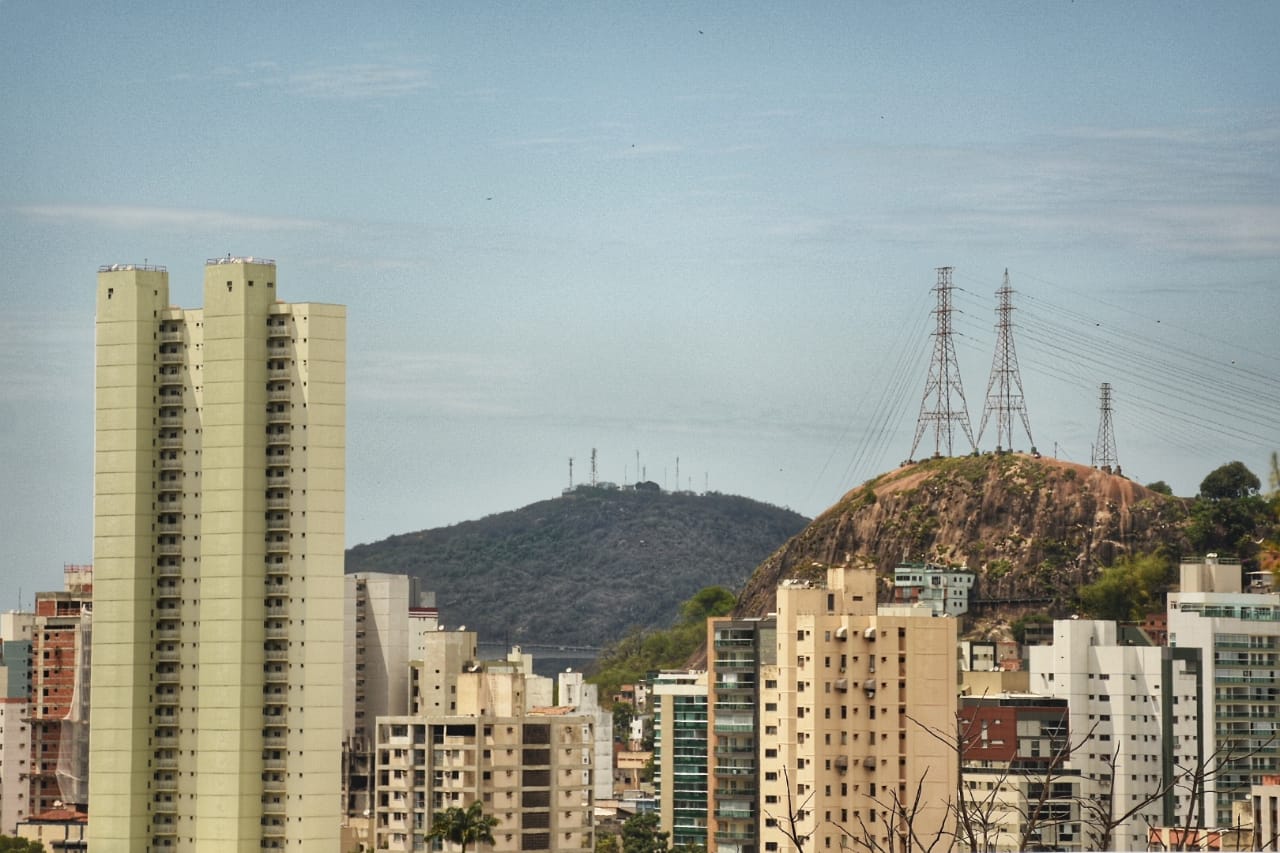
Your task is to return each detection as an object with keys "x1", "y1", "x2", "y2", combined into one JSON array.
[
  {"x1": 1091, "y1": 382, "x2": 1120, "y2": 473},
  {"x1": 909, "y1": 267, "x2": 976, "y2": 460},
  {"x1": 977, "y1": 270, "x2": 1036, "y2": 454}
]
